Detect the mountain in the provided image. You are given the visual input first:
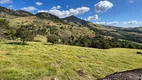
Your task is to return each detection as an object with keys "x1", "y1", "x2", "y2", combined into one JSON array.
[
  {"x1": 0, "y1": 6, "x2": 65, "y2": 26},
  {"x1": 36, "y1": 12, "x2": 63, "y2": 23},
  {"x1": 103, "y1": 25, "x2": 142, "y2": 33},
  {"x1": 14, "y1": 10, "x2": 34, "y2": 17},
  {"x1": 0, "y1": 6, "x2": 142, "y2": 44},
  {"x1": 63, "y1": 15, "x2": 142, "y2": 43},
  {"x1": 0, "y1": 6, "x2": 34, "y2": 18},
  {"x1": 62, "y1": 15, "x2": 90, "y2": 26}
]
